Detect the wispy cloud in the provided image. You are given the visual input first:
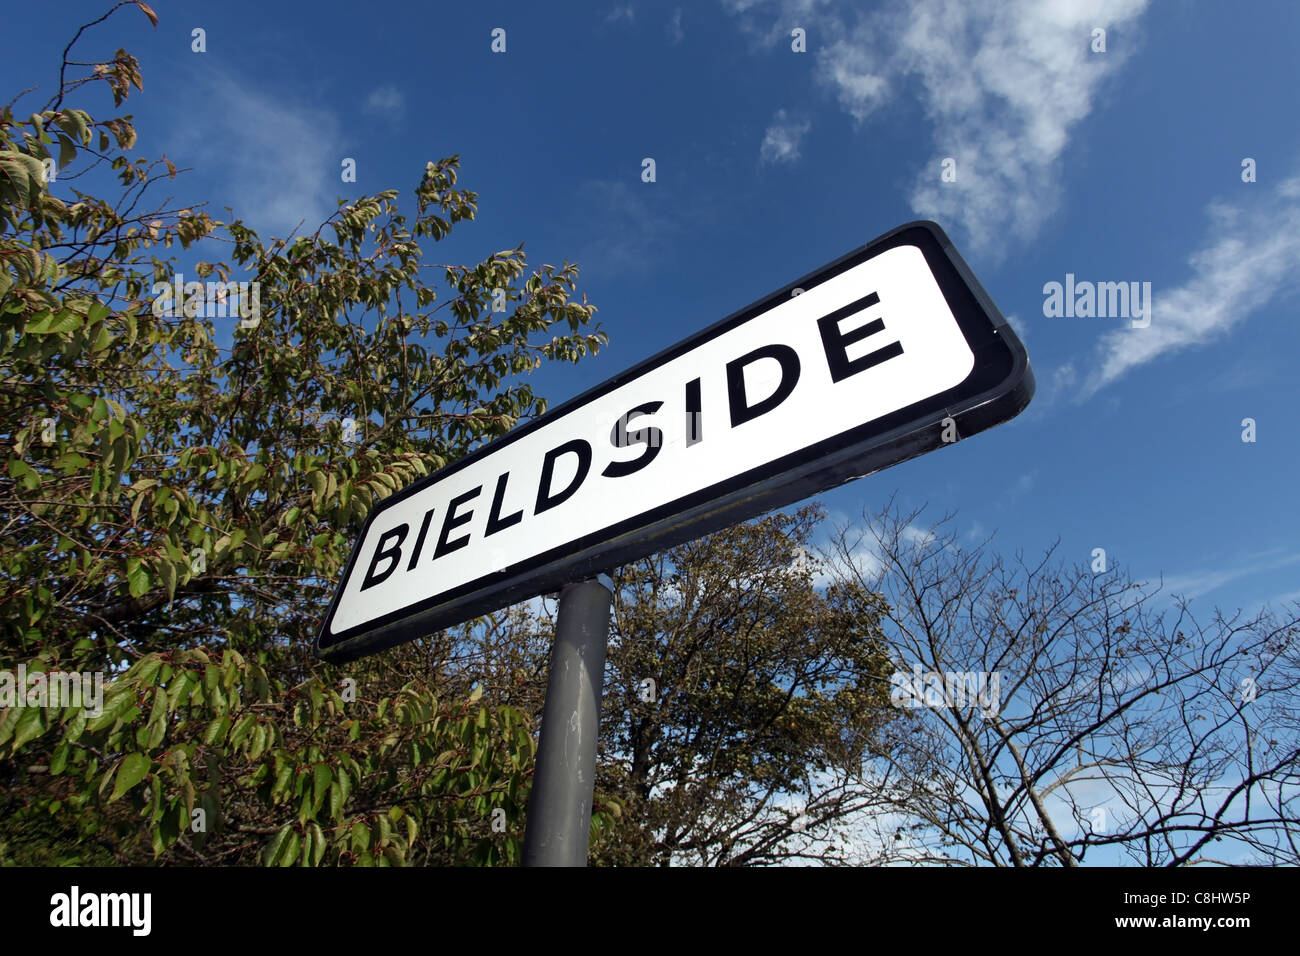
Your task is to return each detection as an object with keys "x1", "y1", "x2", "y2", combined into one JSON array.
[
  {"x1": 725, "y1": 0, "x2": 1150, "y2": 255},
  {"x1": 167, "y1": 71, "x2": 345, "y2": 239},
  {"x1": 1267, "y1": 587, "x2": 1300, "y2": 609},
  {"x1": 1079, "y1": 173, "x2": 1300, "y2": 397},
  {"x1": 814, "y1": 513, "x2": 942, "y2": 588},
  {"x1": 363, "y1": 84, "x2": 406, "y2": 120},
  {"x1": 759, "y1": 109, "x2": 812, "y2": 165},
  {"x1": 604, "y1": 3, "x2": 636, "y2": 25},
  {"x1": 569, "y1": 179, "x2": 681, "y2": 281},
  {"x1": 1155, "y1": 548, "x2": 1300, "y2": 601},
  {"x1": 998, "y1": 471, "x2": 1037, "y2": 509},
  {"x1": 666, "y1": 7, "x2": 684, "y2": 45}
]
